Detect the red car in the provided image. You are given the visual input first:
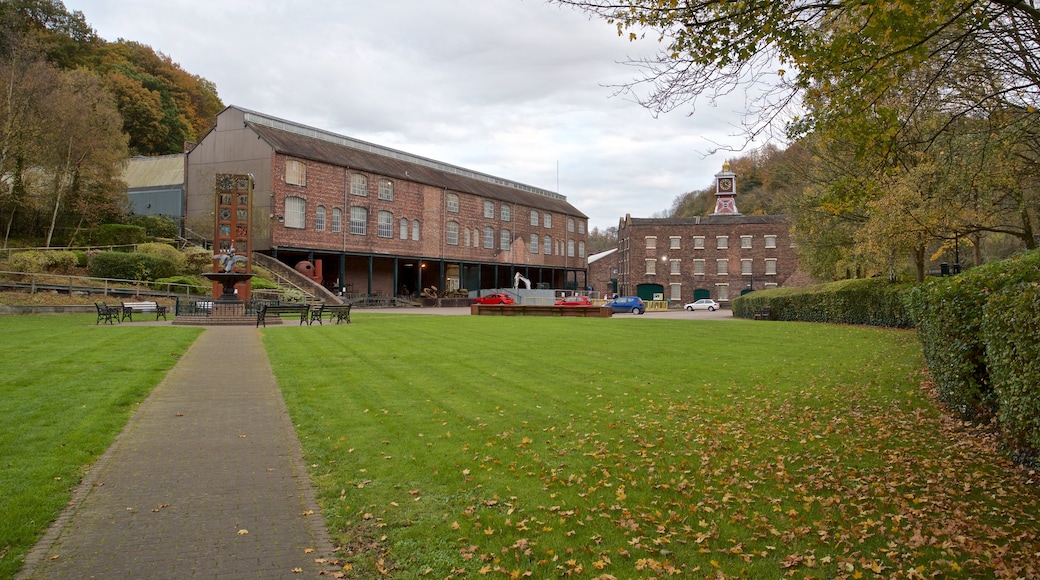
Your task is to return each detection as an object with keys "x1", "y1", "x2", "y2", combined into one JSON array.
[
  {"x1": 473, "y1": 292, "x2": 515, "y2": 305},
  {"x1": 554, "y1": 295, "x2": 592, "y2": 306}
]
